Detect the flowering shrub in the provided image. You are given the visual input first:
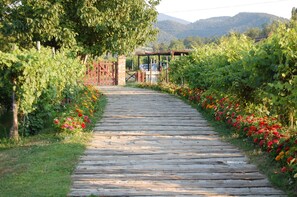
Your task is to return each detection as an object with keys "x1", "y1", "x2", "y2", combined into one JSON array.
[
  {"x1": 138, "y1": 82, "x2": 297, "y2": 183},
  {"x1": 53, "y1": 85, "x2": 101, "y2": 133}
]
